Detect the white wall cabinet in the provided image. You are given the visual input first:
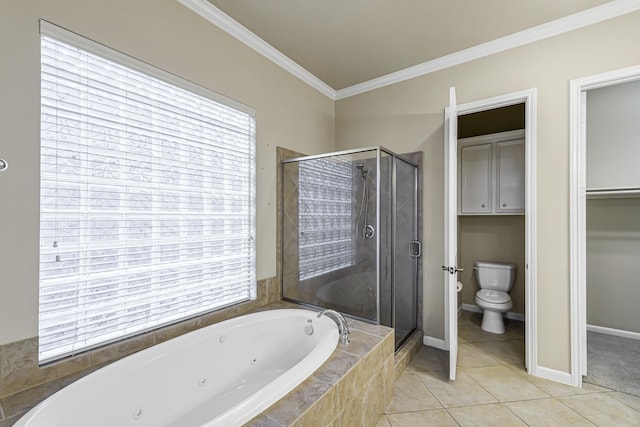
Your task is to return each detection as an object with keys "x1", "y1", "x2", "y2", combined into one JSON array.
[
  {"x1": 460, "y1": 144, "x2": 492, "y2": 214},
  {"x1": 458, "y1": 130, "x2": 525, "y2": 215},
  {"x1": 496, "y1": 140, "x2": 525, "y2": 213}
]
